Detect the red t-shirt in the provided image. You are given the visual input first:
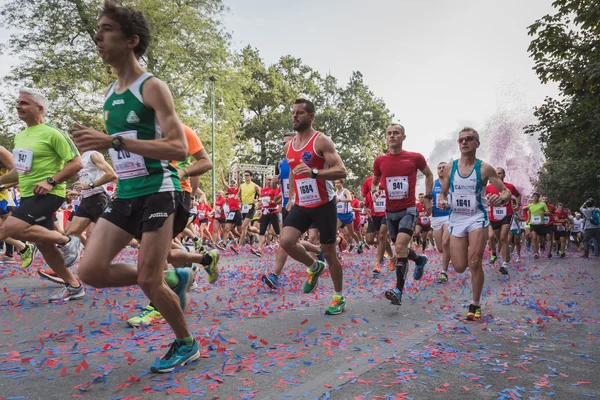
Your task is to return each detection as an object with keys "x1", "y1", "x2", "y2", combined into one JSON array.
[
  {"x1": 362, "y1": 176, "x2": 386, "y2": 217},
  {"x1": 196, "y1": 203, "x2": 212, "y2": 220},
  {"x1": 260, "y1": 187, "x2": 279, "y2": 214},
  {"x1": 214, "y1": 197, "x2": 226, "y2": 220},
  {"x1": 416, "y1": 203, "x2": 431, "y2": 226},
  {"x1": 350, "y1": 198, "x2": 360, "y2": 220},
  {"x1": 373, "y1": 151, "x2": 426, "y2": 211},
  {"x1": 486, "y1": 182, "x2": 520, "y2": 222},
  {"x1": 521, "y1": 205, "x2": 529, "y2": 223},
  {"x1": 553, "y1": 209, "x2": 569, "y2": 226},
  {"x1": 545, "y1": 203, "x2": 555, "y2": 226},
  {"x1": 227, "y1": 188, "x2": 241, "y2": 211}
]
